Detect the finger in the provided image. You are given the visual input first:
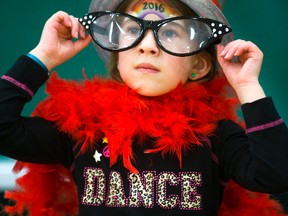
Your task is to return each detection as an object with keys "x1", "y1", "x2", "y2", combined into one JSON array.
[
  {"x1": 69, "y1": 15, "x2": 80, "y2": 39},
  {"x1": 52, "y1": 11, "x2": 72, "y2": 28},
  {"x1": 217, "y1": 43, "x2": 237, "y2": 65},
  {"x1": 217, "y1": 44, "x2": 225, "y2": 56},
  {"x1": 235, "y1": 41, "x2": 263, "y2": 59},
  {"x1": 218, "y1": 40, "x2": 242, "y2": 57},
  {"x1": 221, "y1": 40, "x2": 247, "y2": 60},
  {"x1": 217, "y1": 45, "x2": 232, "y2": 70},
  {"x1": 217, "y1": 44, "x2": 226, "y2": 65},
  {"x1": 47, "y1": 11, "x2": 74, "y2": 40},
  {"x1": 79, "y1": 23, "x2": 88, "y2": 39}
]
